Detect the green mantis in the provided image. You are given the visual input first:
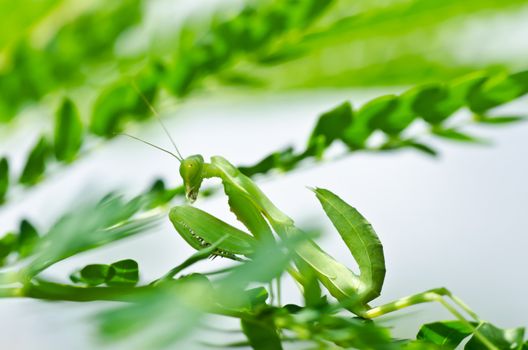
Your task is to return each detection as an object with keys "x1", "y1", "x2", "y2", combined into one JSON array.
[
  {"x1": 120, "y1": 94, "x2": 497, "y2": 348},
  {"x1": 170, "y1": 154, "x2": 498, "y2": 349}
]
